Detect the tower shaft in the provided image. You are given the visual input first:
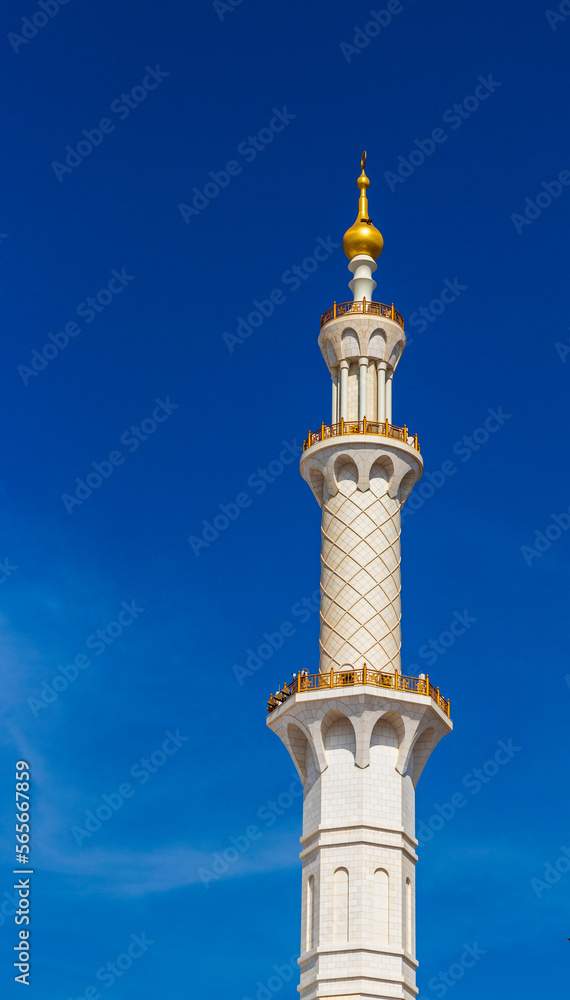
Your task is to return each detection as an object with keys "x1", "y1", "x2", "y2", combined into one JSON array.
[{"x1": 267, "y1": 157, "x2": 452, "y2": 1000}]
